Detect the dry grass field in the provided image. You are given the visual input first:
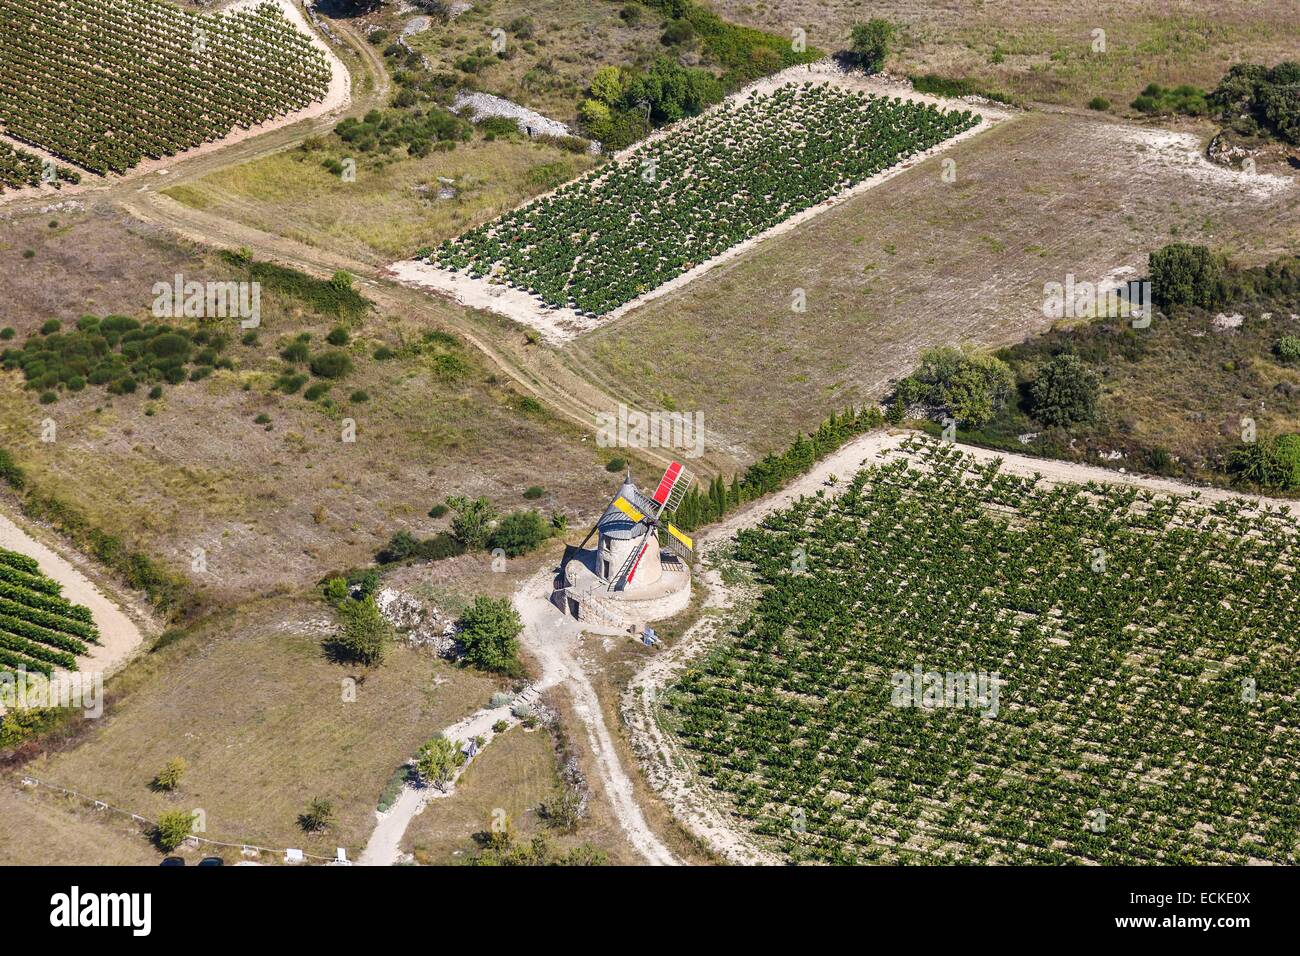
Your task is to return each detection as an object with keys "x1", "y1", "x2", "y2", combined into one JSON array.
[
  {"x1": 0, "y1": 208, "x2": 616, "y2": 603},
  {"x1": 15, "y1": 595, "x2": 501, "y2": 861},
  {"x1": 163, "y1": 137, "x2": 599, "y2": 265},
  {"x1": 0, "y1": 785, "x2": 160, "y2": 865},
  {"x1": 568, "y1": 111, "x2": 1300, "y2": 457},
  {"x1": 401, "y1": 723, "x2": 562, "y2": 864},
  {"x1": 717, "y1": 0, "x2": 1300, "y2": 109}
]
